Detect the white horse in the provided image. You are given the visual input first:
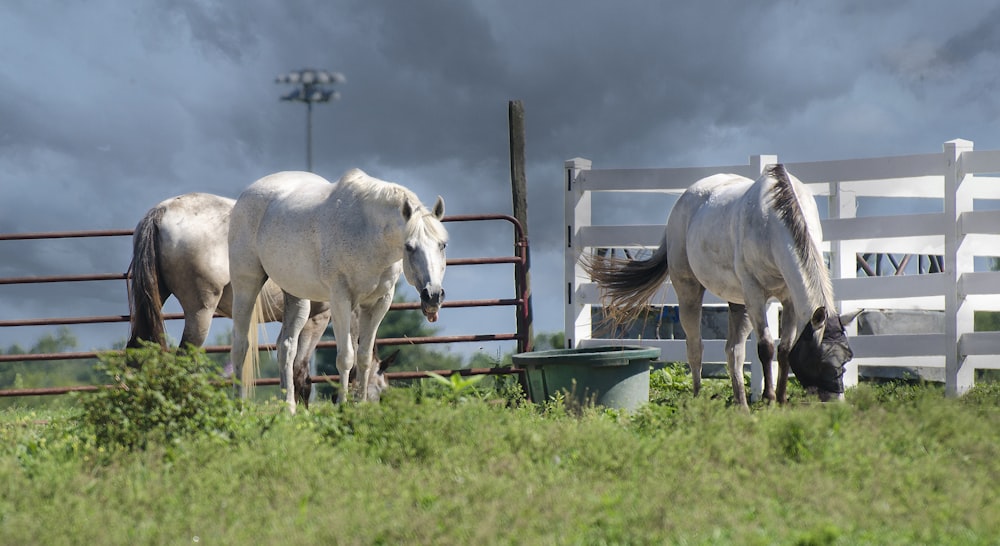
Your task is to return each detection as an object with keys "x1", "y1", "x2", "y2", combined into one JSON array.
[
  {"x1": 125, "y1": 192, "x2": 332, "y2": 404},
  {"x1": 229, "y1": 169, "x2": 447, "y2": 413},
  {"x1": 584, "y1": 164, "x2": 854, "y2": 409}
]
